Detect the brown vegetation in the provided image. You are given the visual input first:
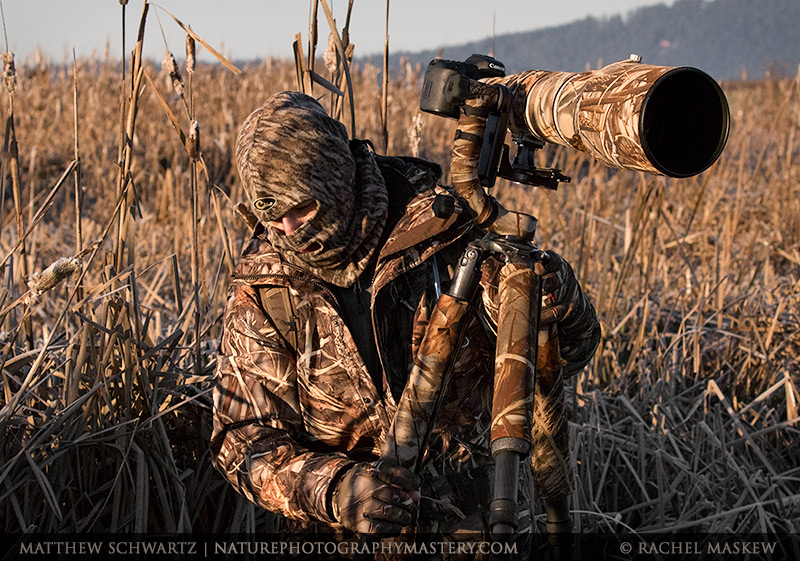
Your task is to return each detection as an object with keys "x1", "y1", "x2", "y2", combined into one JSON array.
[{"x1": 0, "y1": 4, "x2": 798, "y2": 534}]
